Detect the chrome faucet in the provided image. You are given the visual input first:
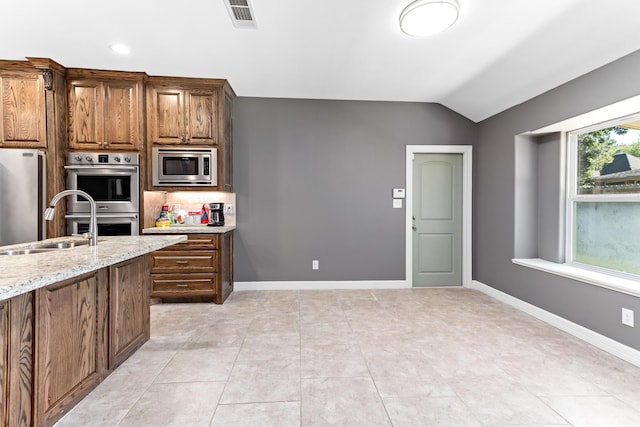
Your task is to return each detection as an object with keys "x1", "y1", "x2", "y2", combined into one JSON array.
[{"x1": 44, "y1": 189, "x2": 98, "y2": 246}]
